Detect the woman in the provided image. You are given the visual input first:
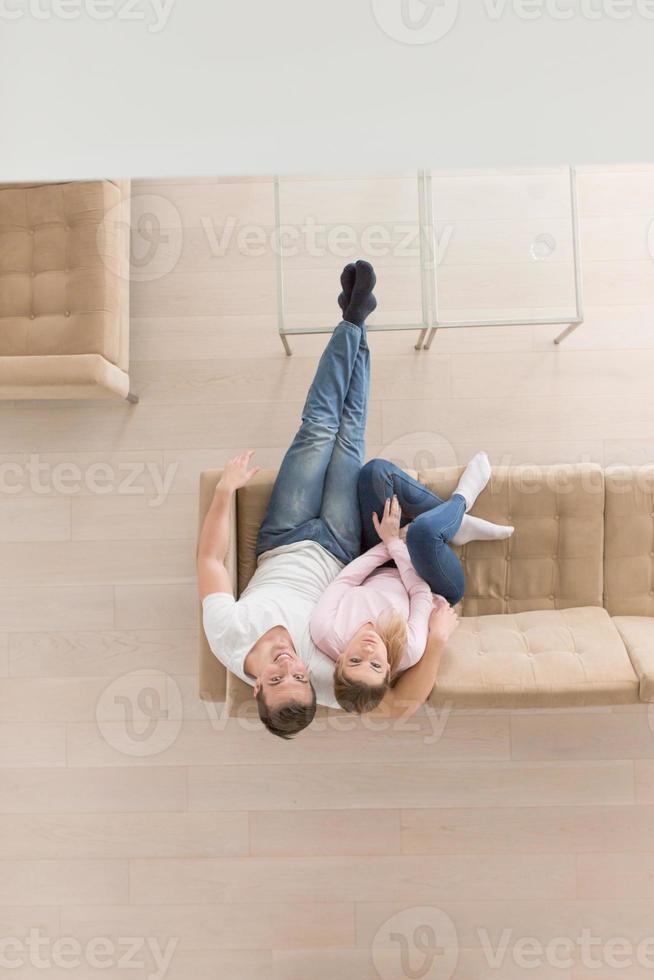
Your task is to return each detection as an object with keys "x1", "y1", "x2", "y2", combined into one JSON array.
[{"x1": 310, "y1": 452, "x2": 514, "y2": 713}]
